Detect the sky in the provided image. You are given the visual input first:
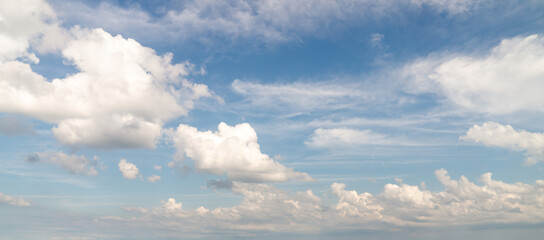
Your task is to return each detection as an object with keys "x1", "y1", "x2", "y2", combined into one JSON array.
[{"x1": 1, "y1": 0, "x2": 544, "y2": 239}]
